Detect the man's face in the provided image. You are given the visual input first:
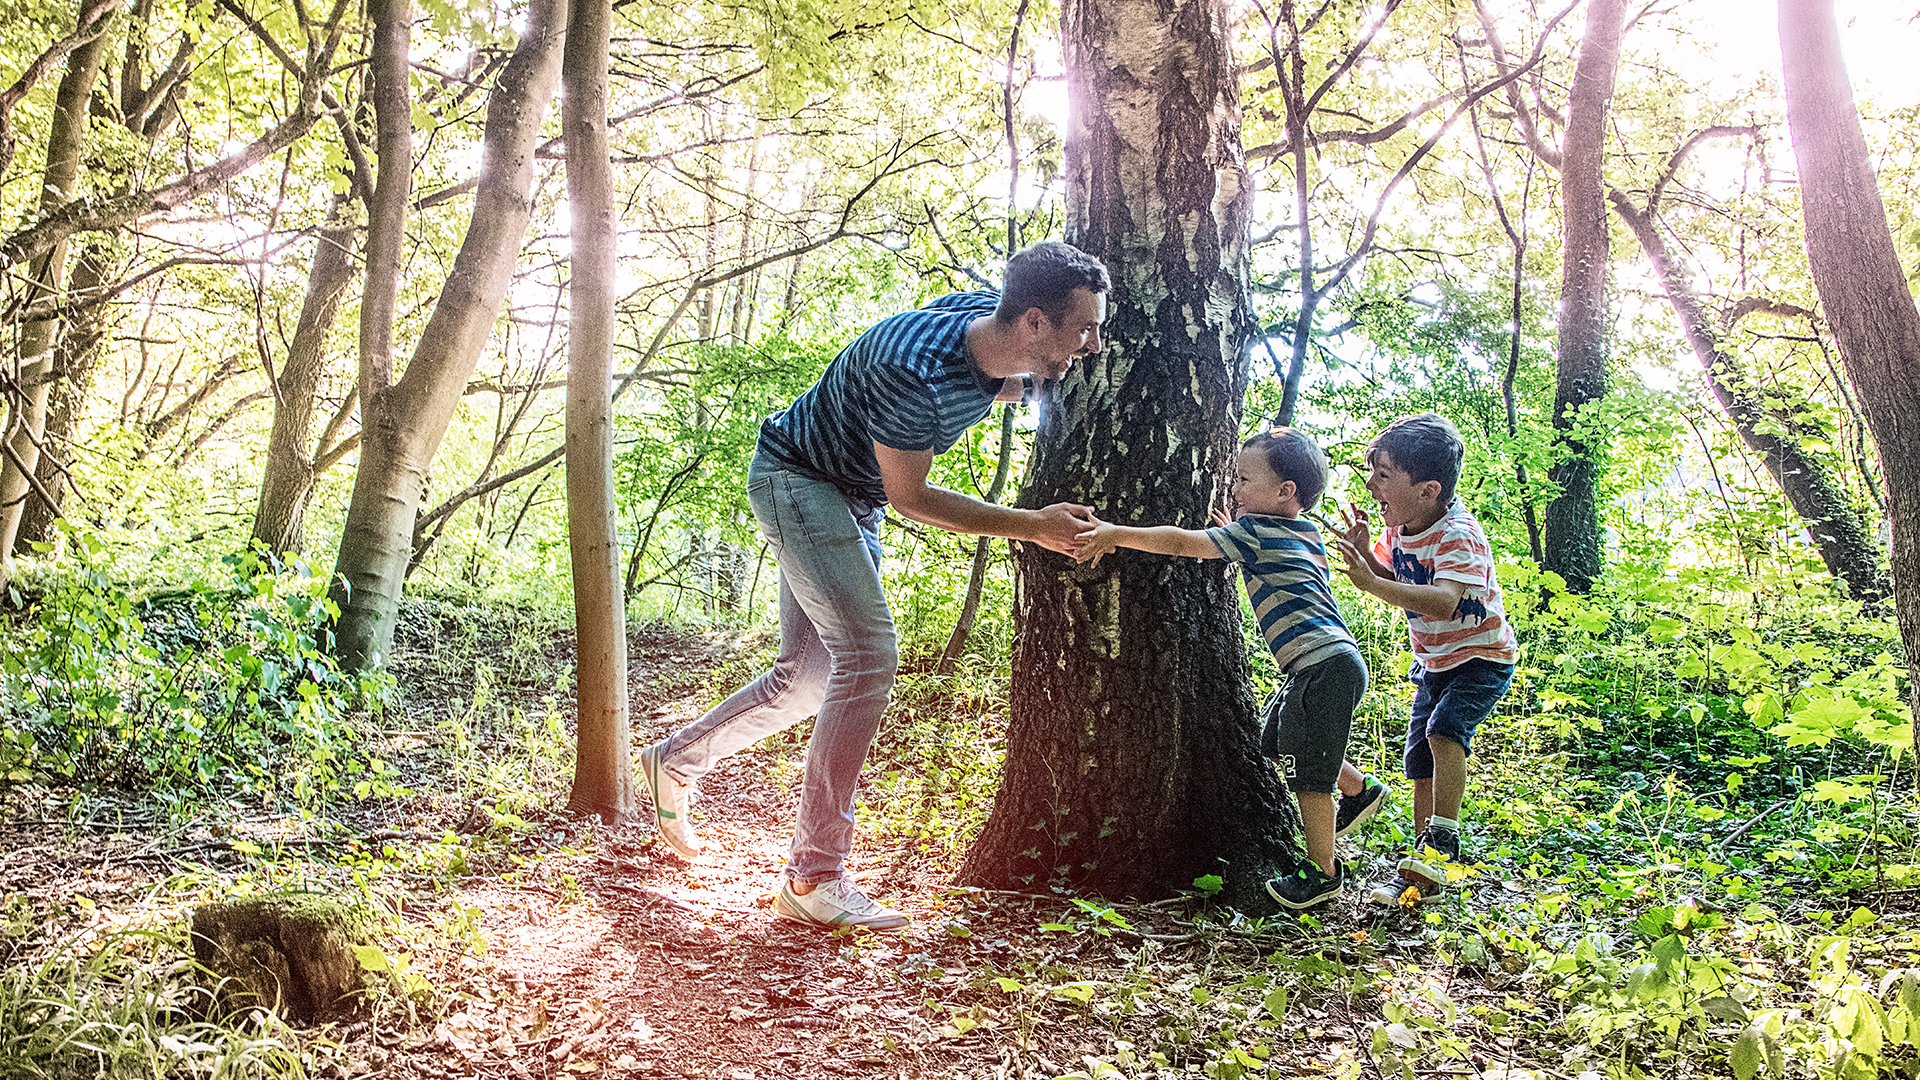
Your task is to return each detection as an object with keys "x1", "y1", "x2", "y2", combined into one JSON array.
[{"x1": 1027, "y1": 287, "x2": 1106, "y2": 381}]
